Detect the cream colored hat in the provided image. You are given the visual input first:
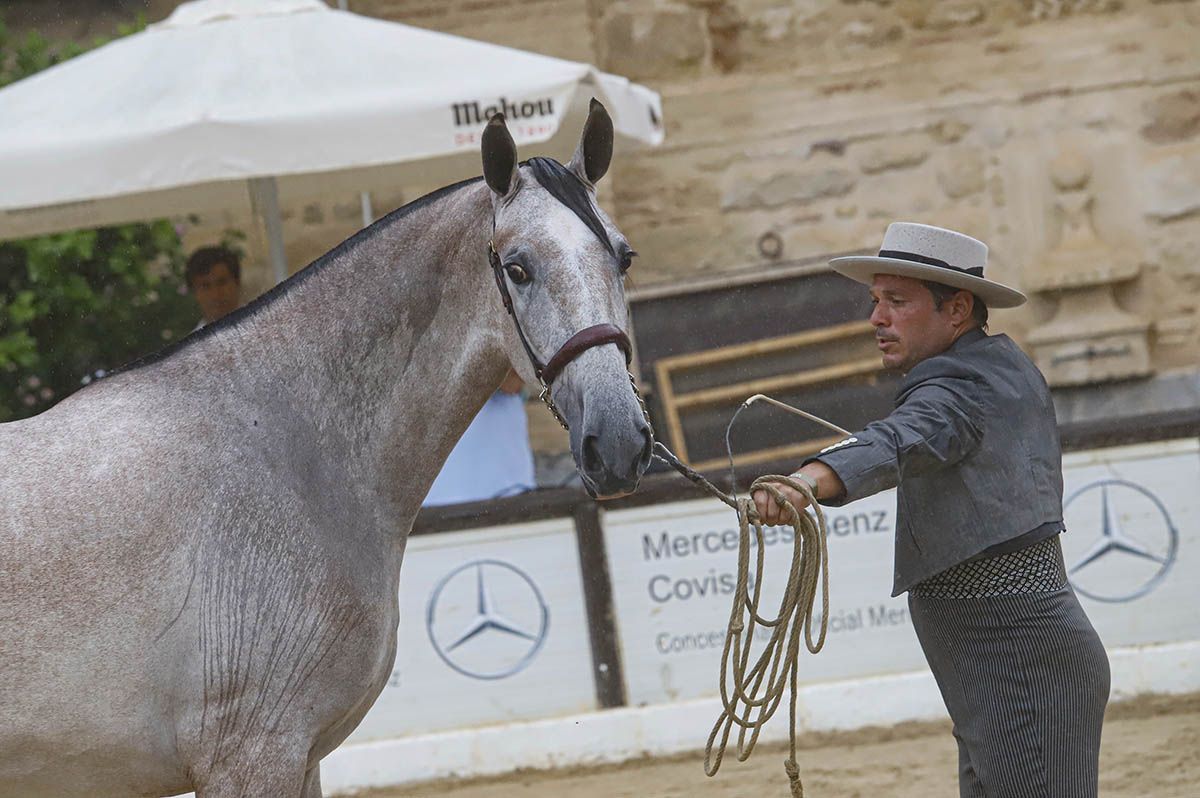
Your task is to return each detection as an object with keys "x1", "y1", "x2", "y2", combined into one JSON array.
[{"x1": 829, "y1": 223, "x2": 1026, "y2": 309}]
